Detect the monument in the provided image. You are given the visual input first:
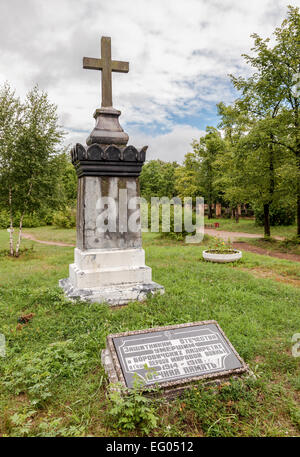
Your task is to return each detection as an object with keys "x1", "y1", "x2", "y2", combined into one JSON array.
[
  {"x1": 59, "y1": 36, "x2": 164, "y2": 305},
  {"x1": 102, "y1": 321, "x2": 248, "y2": 395}
]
